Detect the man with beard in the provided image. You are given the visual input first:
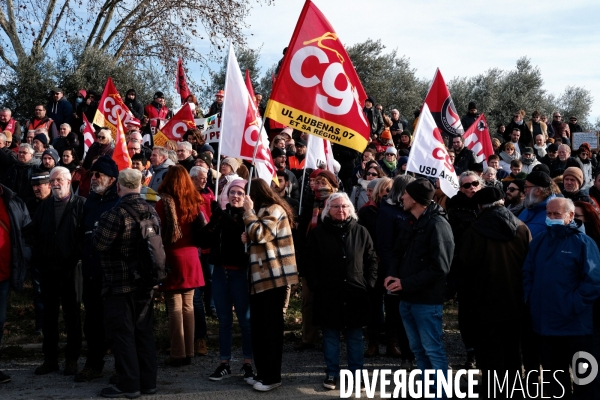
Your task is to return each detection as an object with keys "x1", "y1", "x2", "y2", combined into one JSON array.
[
  {"x1": 2, "y1": 143, "x2": 40, "y2": 203},
  {"x1": 452, "y1": 136, "x2": 477, "y2": 174},
  {"x1": 460, "y1": 101, "x2": 479, "y2": 130},
  {"x1": 76, "y1": 156, "x2": 120, "y2": 382},
  {"x1": 272, "y1": 170, "x2": 299, "y2": 216},
  {"x1": 519, "y1": 171, "x2": 556, "y2": 237},
  {"x1": 26, "y1": 167, "x2": 85, "y2": 376},
  {"x1": 505, "y1": 180, "x2": 526, "y2": 217},
  {"x1": 272, "y1": 148, "x2": 300, "y2": 200},
  {"x1": 37, "y1": 149, "x2": 59, "y2": 173}
]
